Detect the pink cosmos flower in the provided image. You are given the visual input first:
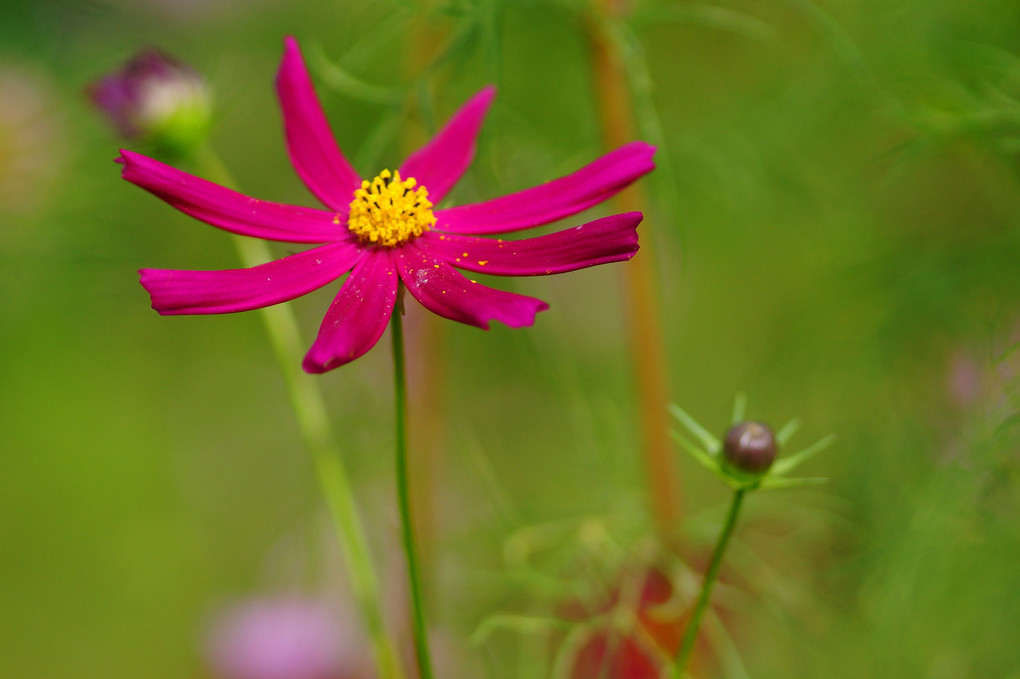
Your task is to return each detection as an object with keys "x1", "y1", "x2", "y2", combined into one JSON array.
[{"x1": 128, "y1": 37, "x2": 654, "y2": 373}]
